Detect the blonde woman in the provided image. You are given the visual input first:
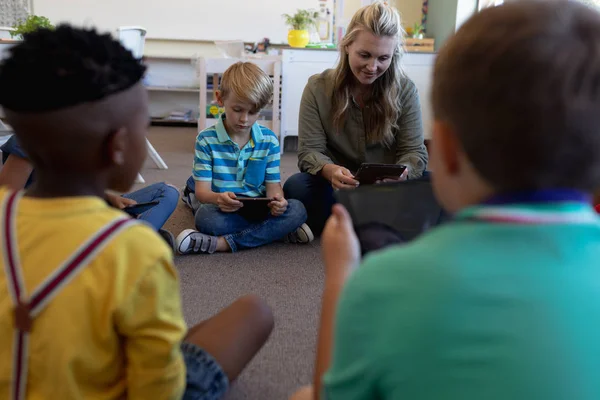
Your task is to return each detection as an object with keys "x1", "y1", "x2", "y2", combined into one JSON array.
[{"x1": 283, "y1": 1, "x2": 429, "y2": 235}]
